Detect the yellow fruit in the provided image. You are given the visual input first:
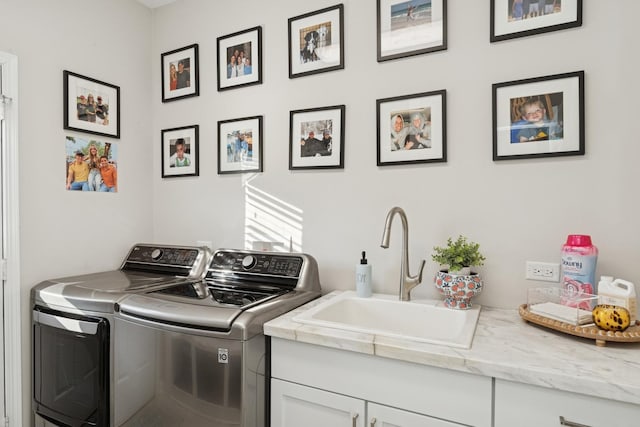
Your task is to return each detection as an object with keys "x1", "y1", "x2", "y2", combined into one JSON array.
[{"x1": 592, "y1": 304, "x2": 631, "y2": 331}]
